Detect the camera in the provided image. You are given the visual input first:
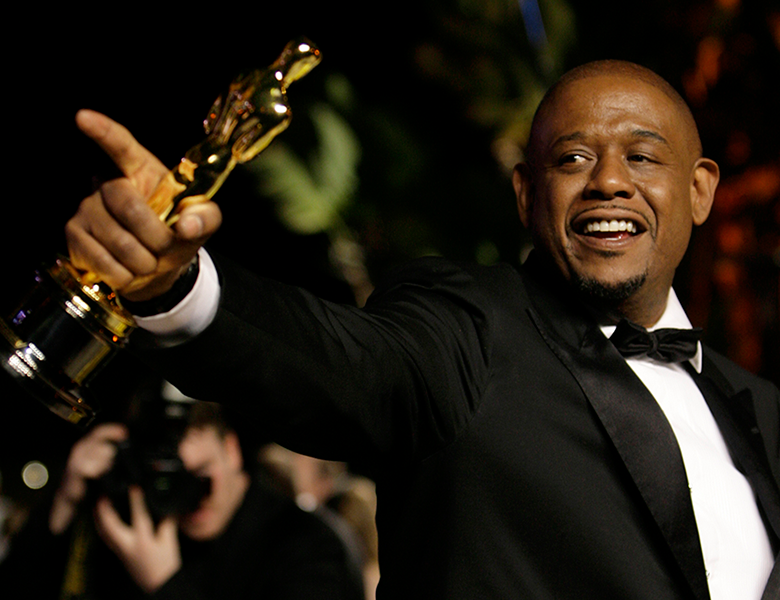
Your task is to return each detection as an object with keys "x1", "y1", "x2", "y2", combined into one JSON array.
[{"x1": 94, "y1": 385, "x2": 211, "y2": 524}]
